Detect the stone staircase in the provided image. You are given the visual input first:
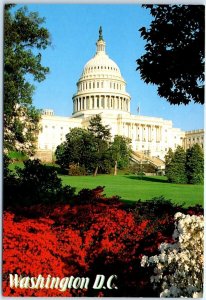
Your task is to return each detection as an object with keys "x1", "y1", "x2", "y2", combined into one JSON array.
[{"x1": 130, "y1": 151, "x2": 165, "y2": 170}]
